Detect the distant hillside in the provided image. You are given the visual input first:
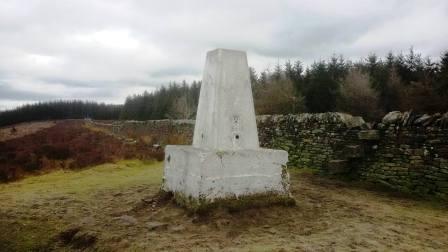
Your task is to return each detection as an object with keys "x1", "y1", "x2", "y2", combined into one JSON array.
[
  {"x1": 0, "y1": 100, "x2": 122, "y2": 127},
  {"x1": 0, "y1": 120, "x2": 163, "y2": 182}
]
